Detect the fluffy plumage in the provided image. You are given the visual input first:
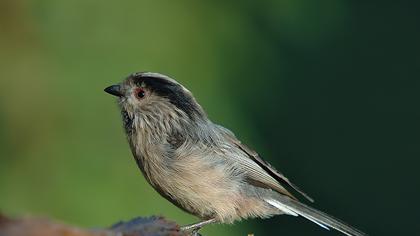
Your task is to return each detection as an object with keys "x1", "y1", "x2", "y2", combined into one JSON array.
[{"x1": 105, "y1": 72, "x2": 366, "y2": 236}]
